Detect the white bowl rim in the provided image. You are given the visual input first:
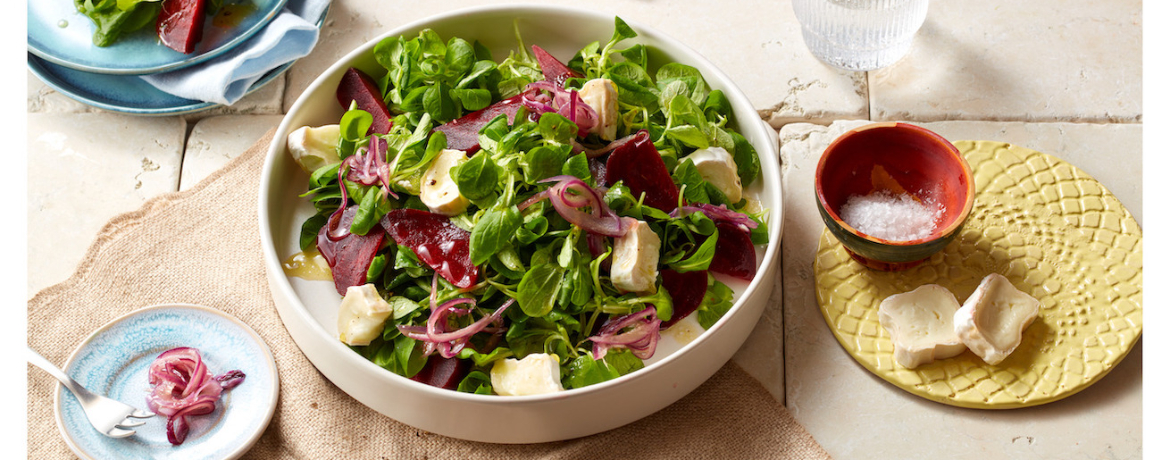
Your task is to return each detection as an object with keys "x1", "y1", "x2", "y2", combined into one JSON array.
[{"x1": 258, "y1": 3, "x2": 783, "y2": 405}]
